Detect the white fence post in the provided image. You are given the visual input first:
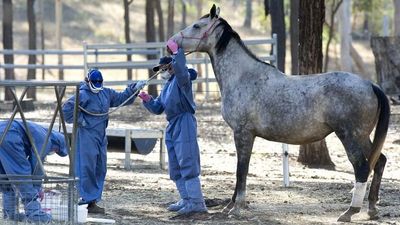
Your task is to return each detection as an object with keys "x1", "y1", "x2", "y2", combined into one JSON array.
[{"x1": 271, "y1": 33, "x2": 290, "y2": 187}]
